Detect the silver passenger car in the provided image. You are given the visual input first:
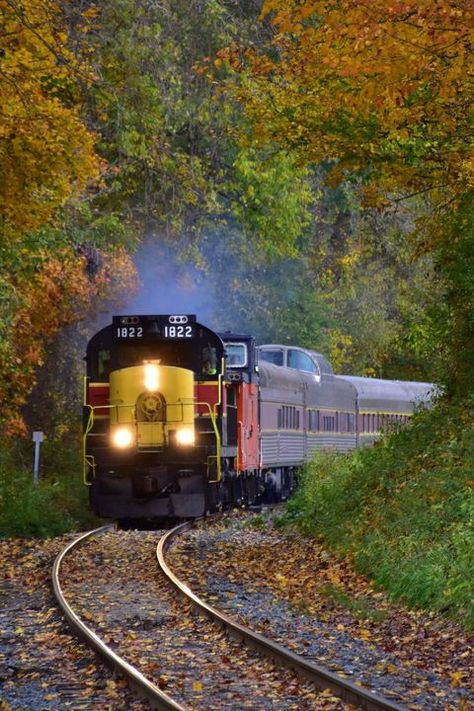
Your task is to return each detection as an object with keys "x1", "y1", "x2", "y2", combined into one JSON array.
[
  {"x1": 258, "y1": 345, "x2": 433, "y2": 461},
  {"x1": 336, "y1": 375, "x2": 433, "y2": 445}
]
